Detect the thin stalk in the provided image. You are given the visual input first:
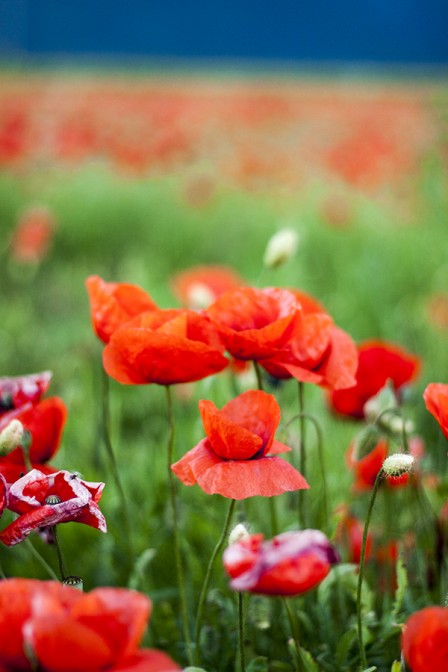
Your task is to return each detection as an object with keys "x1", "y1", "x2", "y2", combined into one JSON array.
[
  {"x1": 253, "y1": 361, "x2": 264, "y2": 391},
  {"x1": 298, "y1": 382, "x2": 306, "y2": 528},
  {"x1": 194, "y1": 498, "x2": 236, "y2": 665},
  {"x1": 357, "y1": 470, "x2": 383, "y2": 670},
  {"x1": 52, "y1": 525, "x2": 66, "y2": 581},
  {"x1": 238, "y1": 592, "x2": 246, "y2": 672},
  {"x1": 26, "y1": 538, "x2": 58, "y2": 580},
  {"x1": 282, "y1": 598, "x2": 304, "y2": 672},
  {"x1": 101, "y1": 368, "x2": 133, "y2": 556},
  {"x1": 0, "y1": 558, "x2": 5, "y2": 579},
  {"x1": 165, "y1": 385, "x2": 193, "y2": 665}
]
